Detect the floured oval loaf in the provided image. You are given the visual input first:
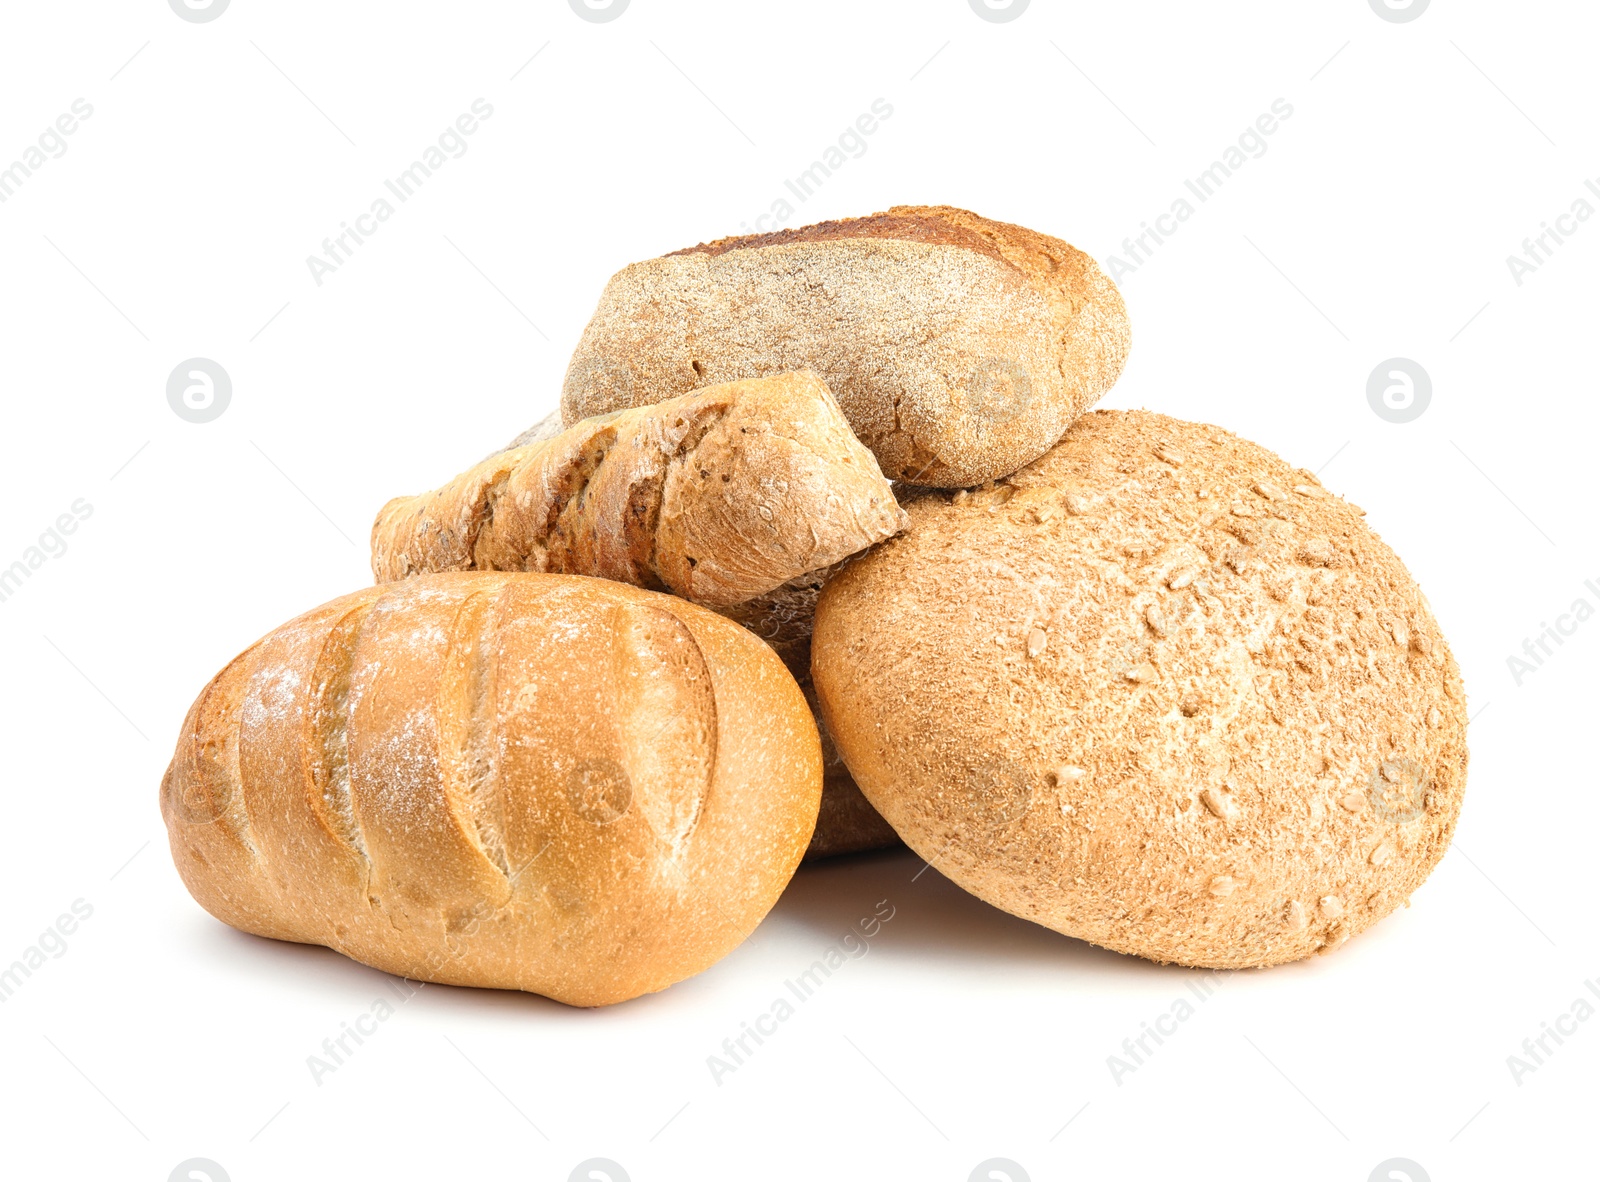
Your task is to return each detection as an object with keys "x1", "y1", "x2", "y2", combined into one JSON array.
[
  {"x1": 372, "y1": 372, "x2": 906, "y2": 609},
  {"x1": 161, "y1": 573, "x2": 822, "y2": 1006},
  {"x1": 561, "y1": 206, "x2": 1131, "y2": 487},
  {"x1": 813, "y1": 409, "x2": 1468, "y2": 968}
]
